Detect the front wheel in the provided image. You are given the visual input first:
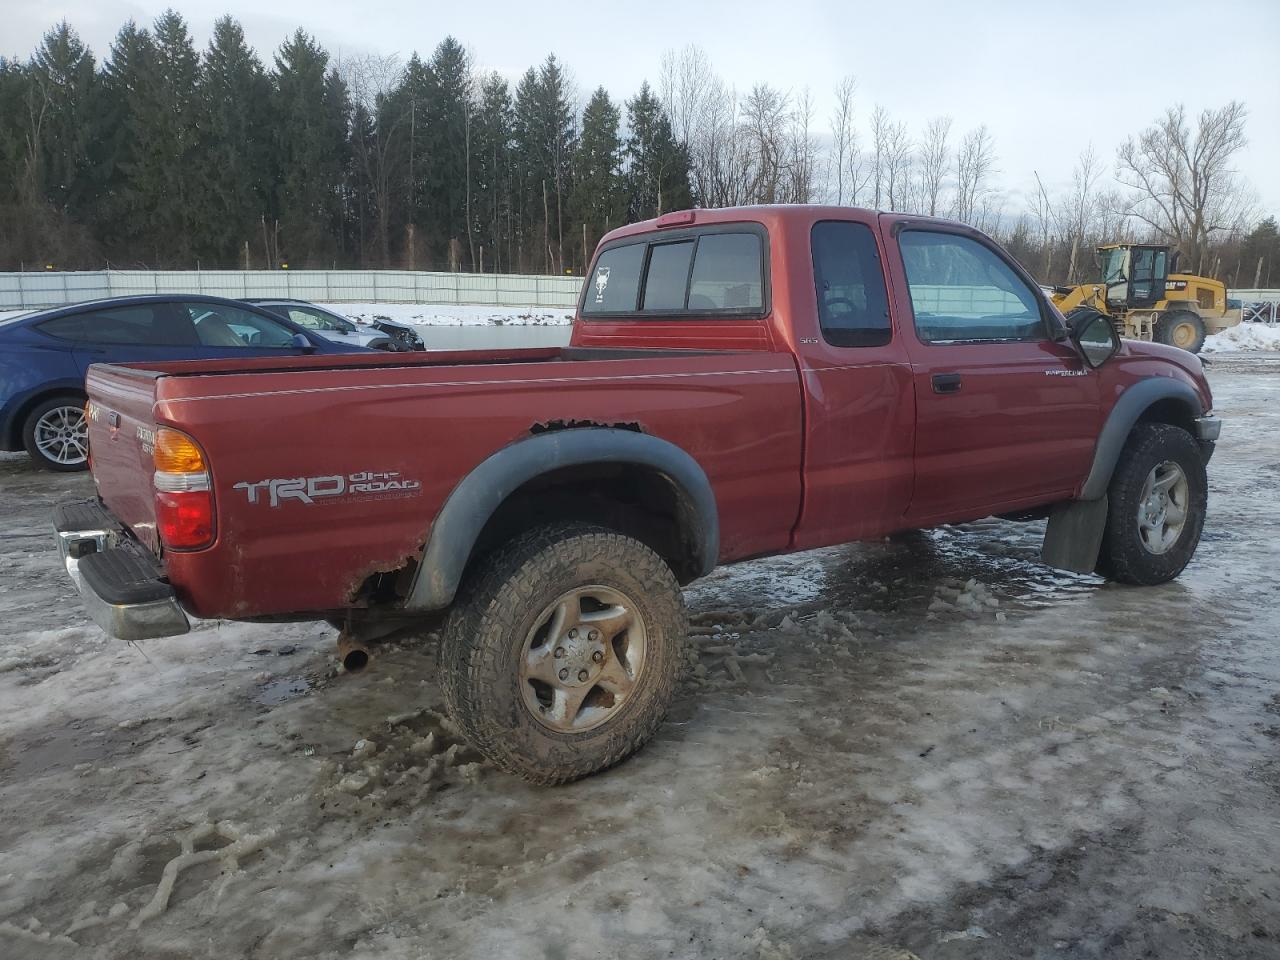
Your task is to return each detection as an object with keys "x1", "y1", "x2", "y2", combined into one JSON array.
[
  {"x1": 1096, "y1": 423, "x2": 1207, "y2": 585},
  {"x1": 22, "y1": 394, "x2": 89, "y2": 471},
  {"x1": 438, "y1": 522, "x2": 687, "y2": 784},
  {"x1": 1154, "y1": 311, "x2": 1206, "y2": 354}
]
